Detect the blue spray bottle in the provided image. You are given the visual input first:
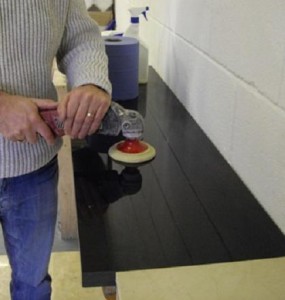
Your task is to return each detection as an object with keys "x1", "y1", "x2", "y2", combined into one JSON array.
[{"x1": 124, "y1": 7, "x2": 149, "y2": 84}]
